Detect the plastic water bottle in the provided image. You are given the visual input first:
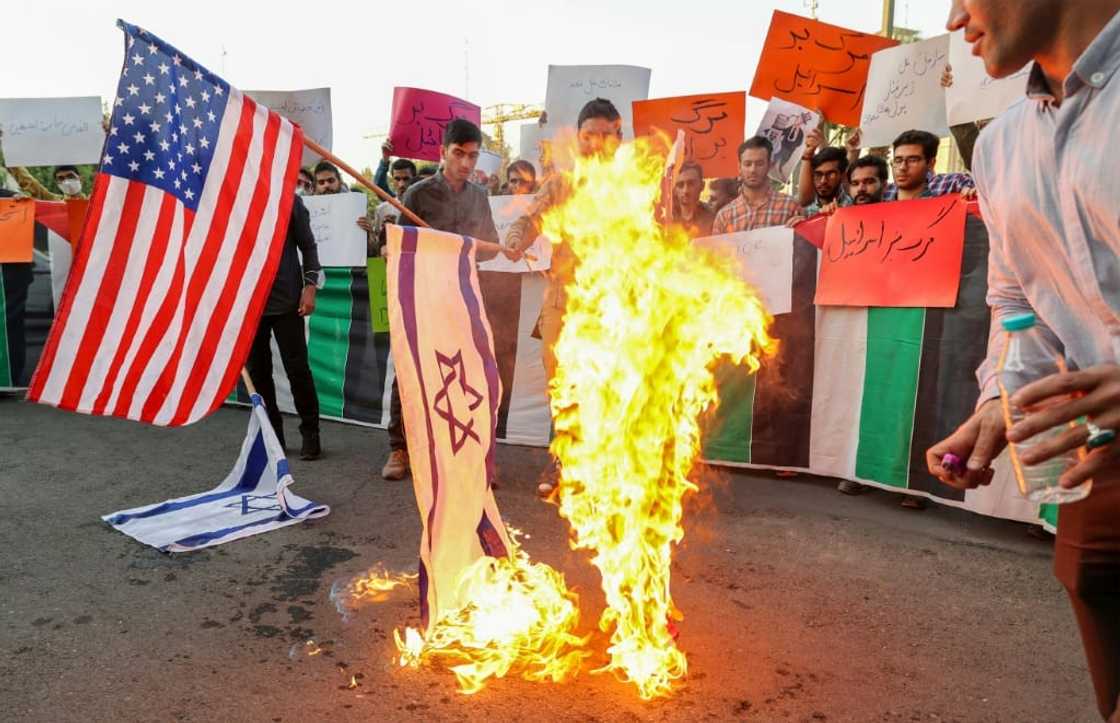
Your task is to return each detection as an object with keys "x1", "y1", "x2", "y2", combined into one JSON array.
[{"x1": 996, "y1": 312, "x2": 1092, "y2": 504}]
